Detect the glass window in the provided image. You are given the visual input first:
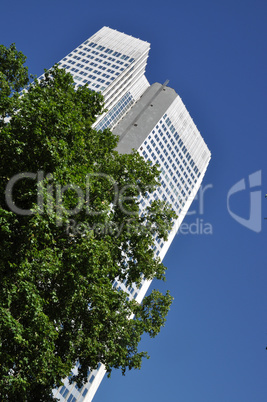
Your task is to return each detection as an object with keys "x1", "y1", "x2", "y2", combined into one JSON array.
[{"x1": 83, "y1": 388, "x2": 88, "y2": 396}]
